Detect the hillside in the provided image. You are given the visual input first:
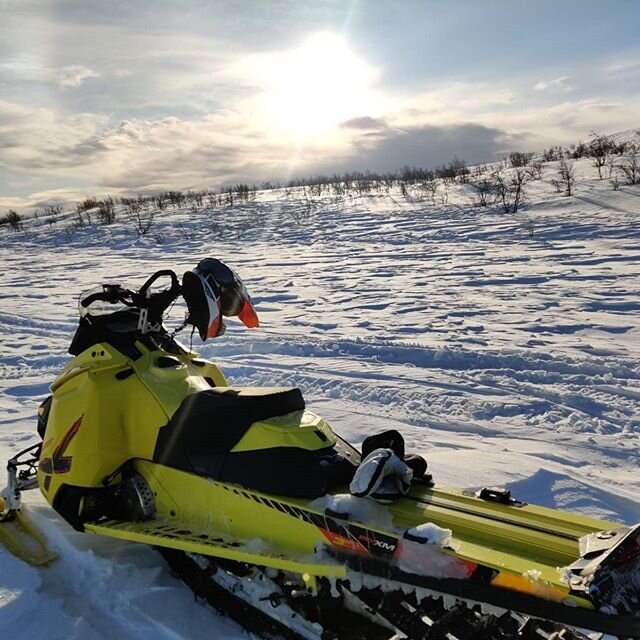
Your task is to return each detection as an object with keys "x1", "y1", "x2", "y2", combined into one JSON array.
[{"x1": 1, "y1": 152, "x2": 639, "y2": 639}]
